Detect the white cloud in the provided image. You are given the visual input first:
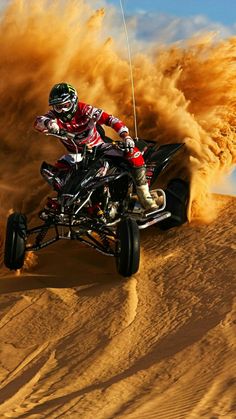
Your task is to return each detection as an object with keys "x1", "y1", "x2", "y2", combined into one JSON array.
[{"x1": 128, "y1": 11, "x2": 236, "y2": 44}]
